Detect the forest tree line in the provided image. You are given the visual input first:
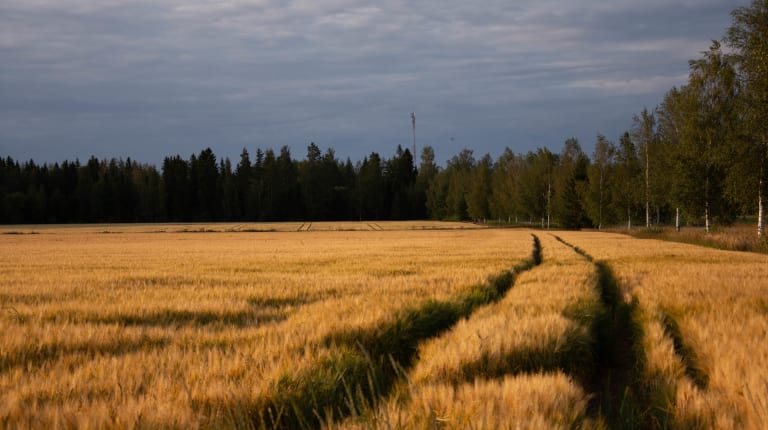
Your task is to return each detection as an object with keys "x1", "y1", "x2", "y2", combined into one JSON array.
[{"x1": 1, "y1": 1, "x2": 767, "y2": 233}]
